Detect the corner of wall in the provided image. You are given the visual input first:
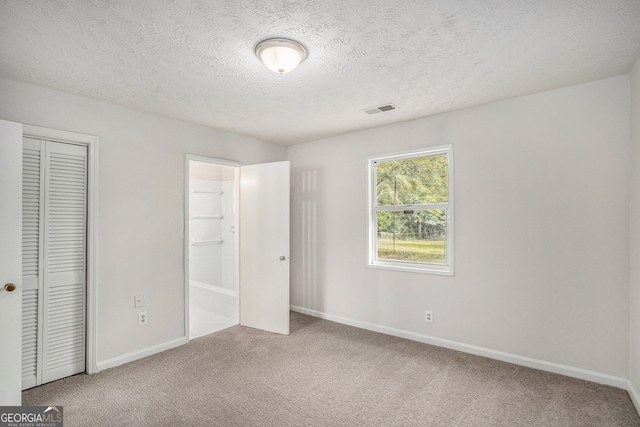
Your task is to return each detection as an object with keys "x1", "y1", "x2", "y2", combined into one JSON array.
[{"x1": 629, "y1": 54, "x2": 640, "y2": 416}]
